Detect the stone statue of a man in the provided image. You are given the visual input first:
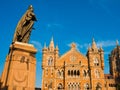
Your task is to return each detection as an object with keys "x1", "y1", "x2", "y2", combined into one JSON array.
[{"x1": 13, "y1": 5, "x2": 37, "y2": 43}]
